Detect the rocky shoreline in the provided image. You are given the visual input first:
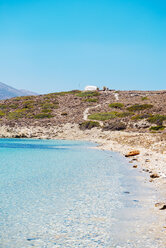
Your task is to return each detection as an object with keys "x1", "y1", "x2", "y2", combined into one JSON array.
[
  {"x1": 1, "y1": 123, "x2": 166, "y2": 243},
  {"x1": 1, "y1": 123, "x2": 166, "y2": 187}
]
